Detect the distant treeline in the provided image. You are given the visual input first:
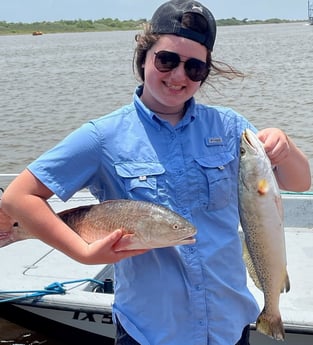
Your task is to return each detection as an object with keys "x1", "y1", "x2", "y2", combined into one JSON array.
[{"x1": 0, "y1": 17, "x2": 303, "y2": 35}]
